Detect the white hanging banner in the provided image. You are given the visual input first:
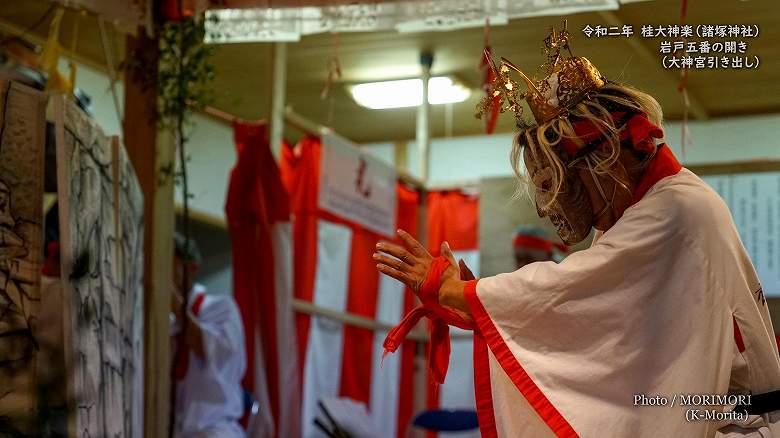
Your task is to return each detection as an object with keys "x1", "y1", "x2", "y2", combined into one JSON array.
[
  {"x1": 703, "y1": 172, "x2": 780, "y2": 297},
  {"x1": 205, "y1": 0, "x2": 625, "y2": 43},
  {"x1": 319, "y1": 133, "x2": 397, "y2": 237}
]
